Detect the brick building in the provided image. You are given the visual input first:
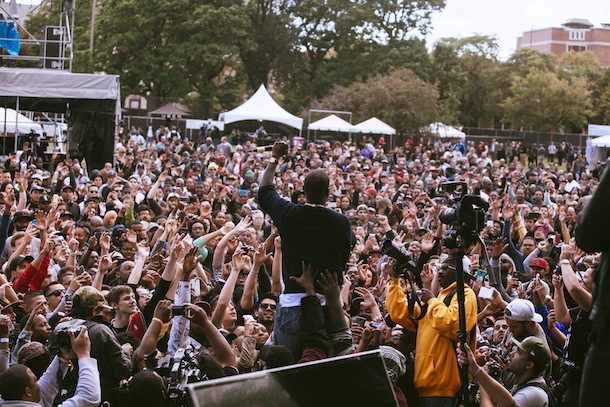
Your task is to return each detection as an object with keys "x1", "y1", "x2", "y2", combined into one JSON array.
[{"x1": 516, "y1": 19, "x2": 610, "y2": 67}]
